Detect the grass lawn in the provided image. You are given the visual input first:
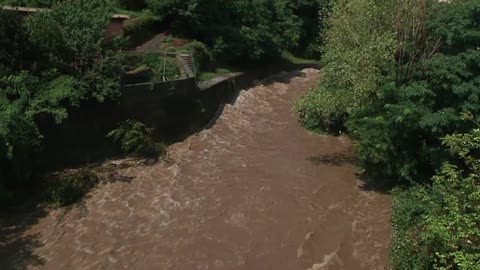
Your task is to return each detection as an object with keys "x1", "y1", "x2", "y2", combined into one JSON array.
[
  {"x1": 198, "y1": 67, "x2": 239, "y2": 81},
  {"x1": 280, "y1": 51, "x2": 319, "y2": 65}
]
